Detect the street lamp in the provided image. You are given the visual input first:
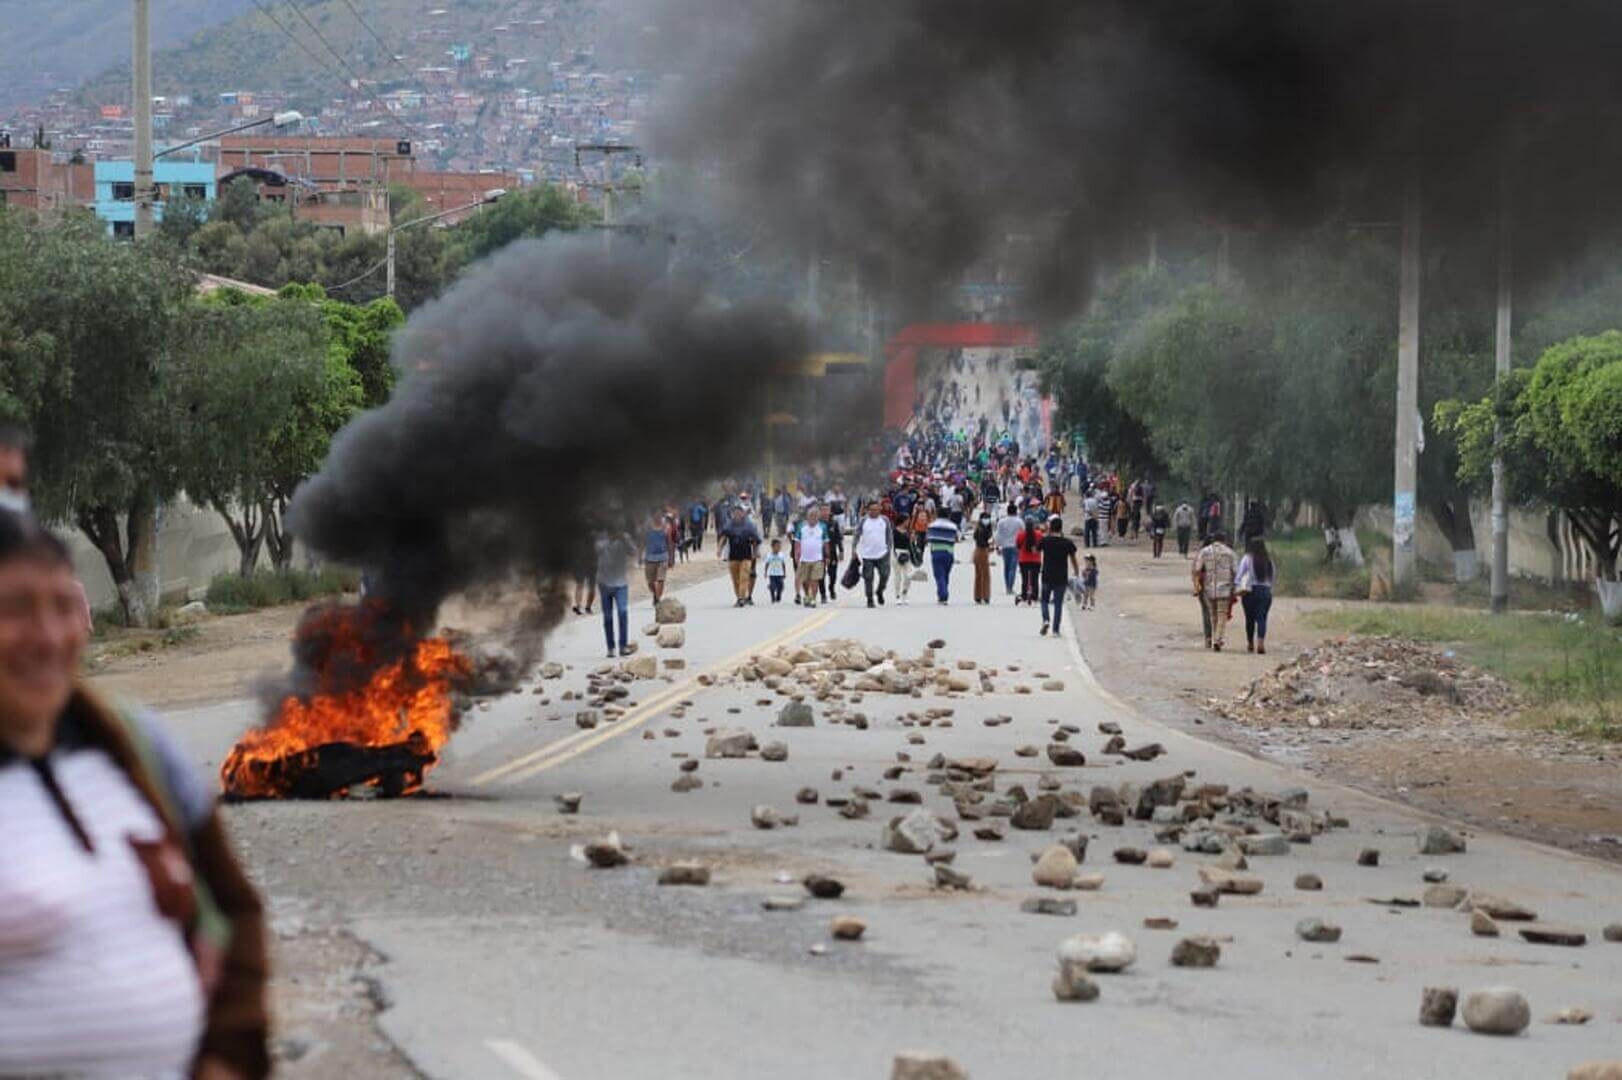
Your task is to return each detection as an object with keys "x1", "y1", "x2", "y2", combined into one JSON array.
[
  {"x1": 386, "y1": 187, "x2": 506, "y2": 298},
  {"x1": 153, "y1": 110, "x2": 304, "y2": 161}
]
